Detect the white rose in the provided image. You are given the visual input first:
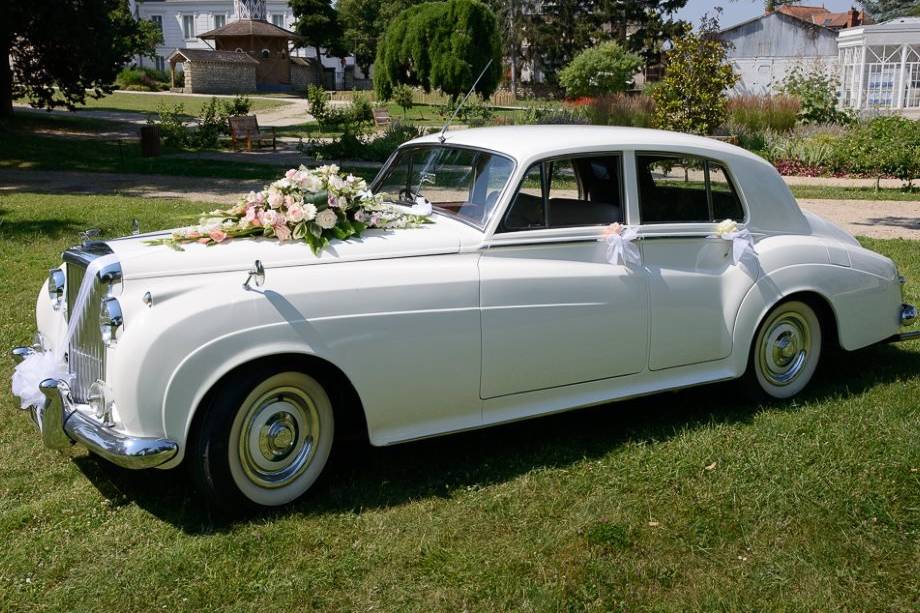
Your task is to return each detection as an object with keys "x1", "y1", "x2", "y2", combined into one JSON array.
[
  {"x1": 716, "y1": 219, "x2": 738, "y2": 235},
  {"x1": 301, "y1": 202, "x2": 317, "y2": 221},
  {"x1": 315, "y1": 208, "x2": 338, "y2": 229},
  {"x1": 302, "y1": 175, "x2": 322, "y2": 193}
]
